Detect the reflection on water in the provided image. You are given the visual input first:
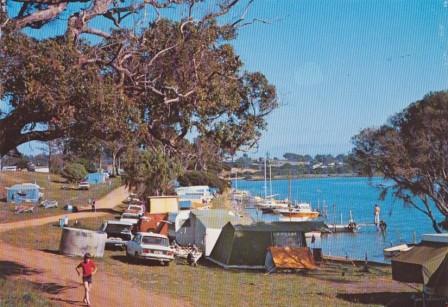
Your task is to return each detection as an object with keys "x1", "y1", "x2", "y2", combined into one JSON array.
[{"x1": 235, "y1": 177, "x2": 443, "y2": 263}]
